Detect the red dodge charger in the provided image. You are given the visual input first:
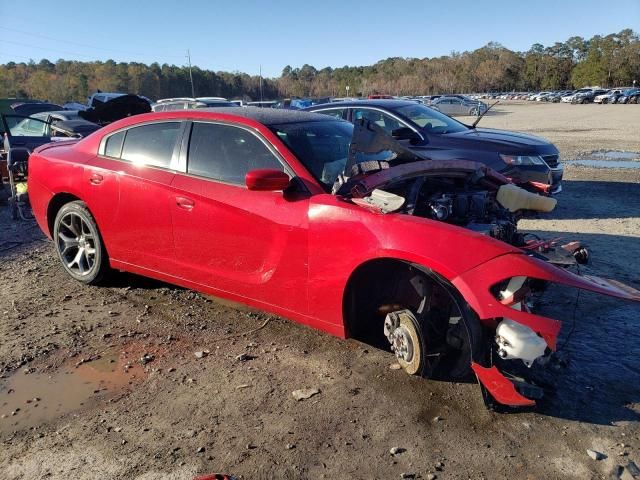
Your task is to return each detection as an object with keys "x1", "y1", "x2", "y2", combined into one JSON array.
[{"x1": 27, "y1": 107, "x2": 640, "y2": 409}]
